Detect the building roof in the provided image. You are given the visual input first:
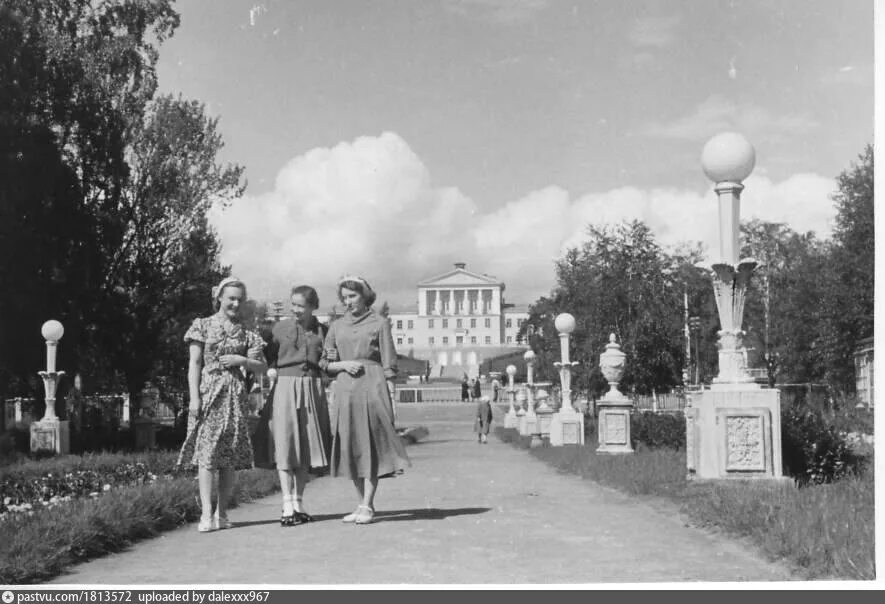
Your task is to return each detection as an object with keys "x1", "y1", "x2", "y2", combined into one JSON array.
[{"x1": 417, "y1": 263, "x2": 504, "y2": 288}]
